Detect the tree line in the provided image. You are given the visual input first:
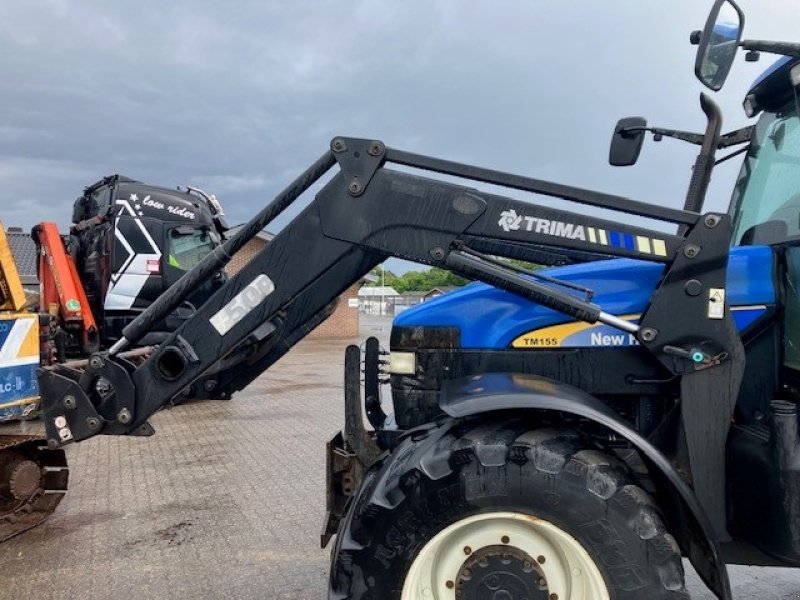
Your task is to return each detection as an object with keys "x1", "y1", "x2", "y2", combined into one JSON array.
[{"x1": 368, "y1": 259, "x2": 539, "y2": 294}]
